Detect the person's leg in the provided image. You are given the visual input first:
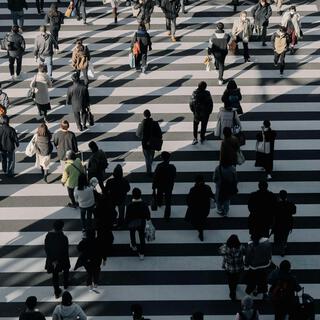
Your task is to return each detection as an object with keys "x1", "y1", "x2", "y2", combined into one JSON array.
[
  {"x1": 76, "y1": 1, "x2": 81, "y2": 19},
  {"x1": 193, "y1": 119, "x2": 199, "y2": 140},
  {"x1": 200, "y1": 116, "x2": 209, "y2": 141},
  {"x1": 44, "y1": 56, "x2": 53, "y2": 78},
  {"x1": 74, "y1": 111, "x2": 82, "y2": 130},
  {"x1": 16, "y1": 56, "x2": 22, "y2": 76},
  {"x1": 171, "y1": 18, "x2": 176, "y2": 37},
  {"x1": 279, "y1": 52, "x2": 286, "y2": 74},
  {"x1": 81, "y1": 109, "x2": 88, "y2": 128},
  {"x1": 180, "y1": 0, "x2": 185, "y2": 13},
  {"x1": 63, "y1": 269, "x2": 69, "y2": 288},
  {"x1": 164, "y1": 189, "x2": 172, "y2": 219},
  {"x1": 8, "y1": 56, "x2": 15, "y2": 77},
  {"x1": 1, "y1": 151, "x2": 8, "y2": 173},
  {"x1": 138, "y1": 228, "x2": 145, "y2": 254},
  {"x1": 227, "y1": 272, "x2": 240, "y2": 299},
  {"x1": 130, "y1": 229, "x2": 137, "y2": 247},
  {"x1": 141, "y1": 52, "x2": 148, "y2": 70},
  {"x1": 80, "y1": 207, "x2": 87, "y2": 231},
  {"x1": 243, "y1": 41, "x2": 250, "y2": 60},
  {"x1": 118, "y1": 203, "x2": 126, "y2": 224},
  {"x1": 81, "y1": 1, "x2": 86, "y2": 22},
  {"x1": 40, "y1": 0, "x2": 44, "y2": 11},
  {"x1": 143, "y1": 148, "x2": 153, "y2": 174},
  {"x1": 218, "y1": 55, "x2": 225, "y2": 81},
  {"x1": 274, "y1": 52, "x2": 280, "y2": 65},
  {"x1": 17, "y1": 10, "x2": 24, "y2": 28},
  {"x1": 7, "y1": 151, "x2": 15, "y2": 176},
  {"x1": 156, "y1": 188, "x2": 163, "y2": 207},
  {"x1": 262, "y1": 24, "x2": 267, "y2": 44},
  {"x1": 86, "y1": 206, "x2": 94, "y2": 231},
  {"x1": 67, "y1": 187, "x2": 76, "y2": 205},
  {"x1": 245, "y1": 269, "x2": 257, "y2": 294},
  {"x1": 135, "y1": 53, "x2": 142, "y2": 70},
  {"x1": 11, "y1": 11, "x2": 18, "y2": 26},
  {"x1": 52, "y1": 268, "x2": 60, "y2": 294},
  {"x1": 223, "y1": 199, "x2": 230, "y2": 215},
  {"x1": 93, "y1": 268, "x2": 100, "y2": 285},
  {"x1": 257, "y1": 268, "x2": 268, "y2": 294},
  {"x1": 165, "y1": 18, "x2": 171, "y2": 34}
]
